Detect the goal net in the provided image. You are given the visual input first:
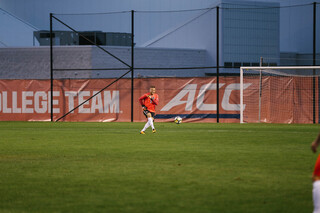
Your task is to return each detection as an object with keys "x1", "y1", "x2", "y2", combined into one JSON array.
[{"x1": 240, "y1": 66, "x2": 320, "y2": 124}]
